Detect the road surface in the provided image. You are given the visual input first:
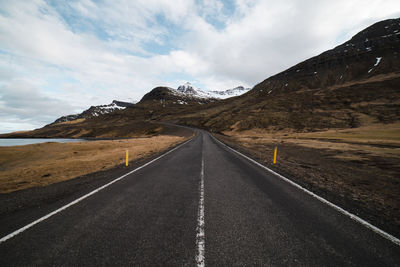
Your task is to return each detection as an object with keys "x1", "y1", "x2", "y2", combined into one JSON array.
[{"x1": 1, "y1": 131, "x2": 399, "y2": 266}]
